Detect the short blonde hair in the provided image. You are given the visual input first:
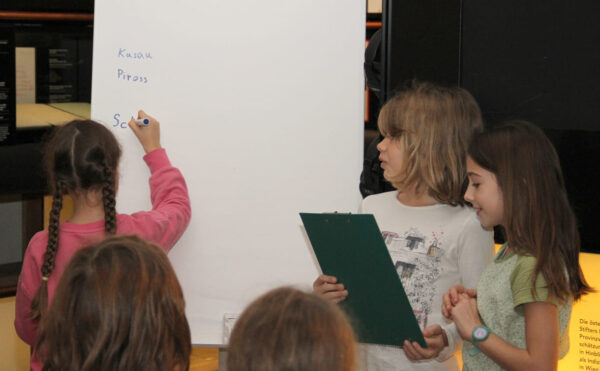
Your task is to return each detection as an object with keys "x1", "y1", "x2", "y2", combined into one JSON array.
[{"x1": 378, "y1": 81, "x2": 483, "y2": 205}]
